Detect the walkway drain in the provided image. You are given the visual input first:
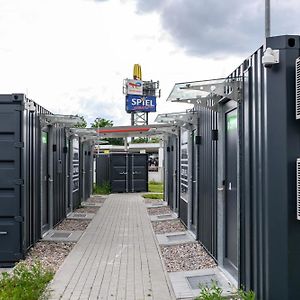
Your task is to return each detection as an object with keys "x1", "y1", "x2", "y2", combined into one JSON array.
[
  {"x1": 167, "y1": 234, "x2": 188, "y2": 241},
  {"x1": 186, "y1": 275, "x2": 219, "y2": 290},
  {"x1": 157, "y1": 214, "x2": 172, "y2": 219},
  {"x1": 51, "y1": 232, "x2": 72, "y2": 239}
]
